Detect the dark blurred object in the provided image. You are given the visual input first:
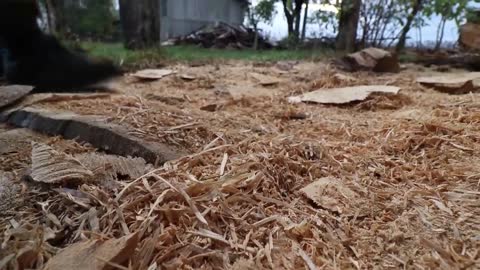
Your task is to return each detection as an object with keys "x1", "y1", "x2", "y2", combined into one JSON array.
[
  {"x1": 0, "y1": 38, "x2": 6, "y2": 79},
  {"x1": 415, "y1": 50, "x2": 480, "y2": 71},
  {"x1": 0, "y1": 0, "x2": 122, "y2": 92},
  {"x1": 169, "y1": 22, "x2": 274, "y2": 50}
]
